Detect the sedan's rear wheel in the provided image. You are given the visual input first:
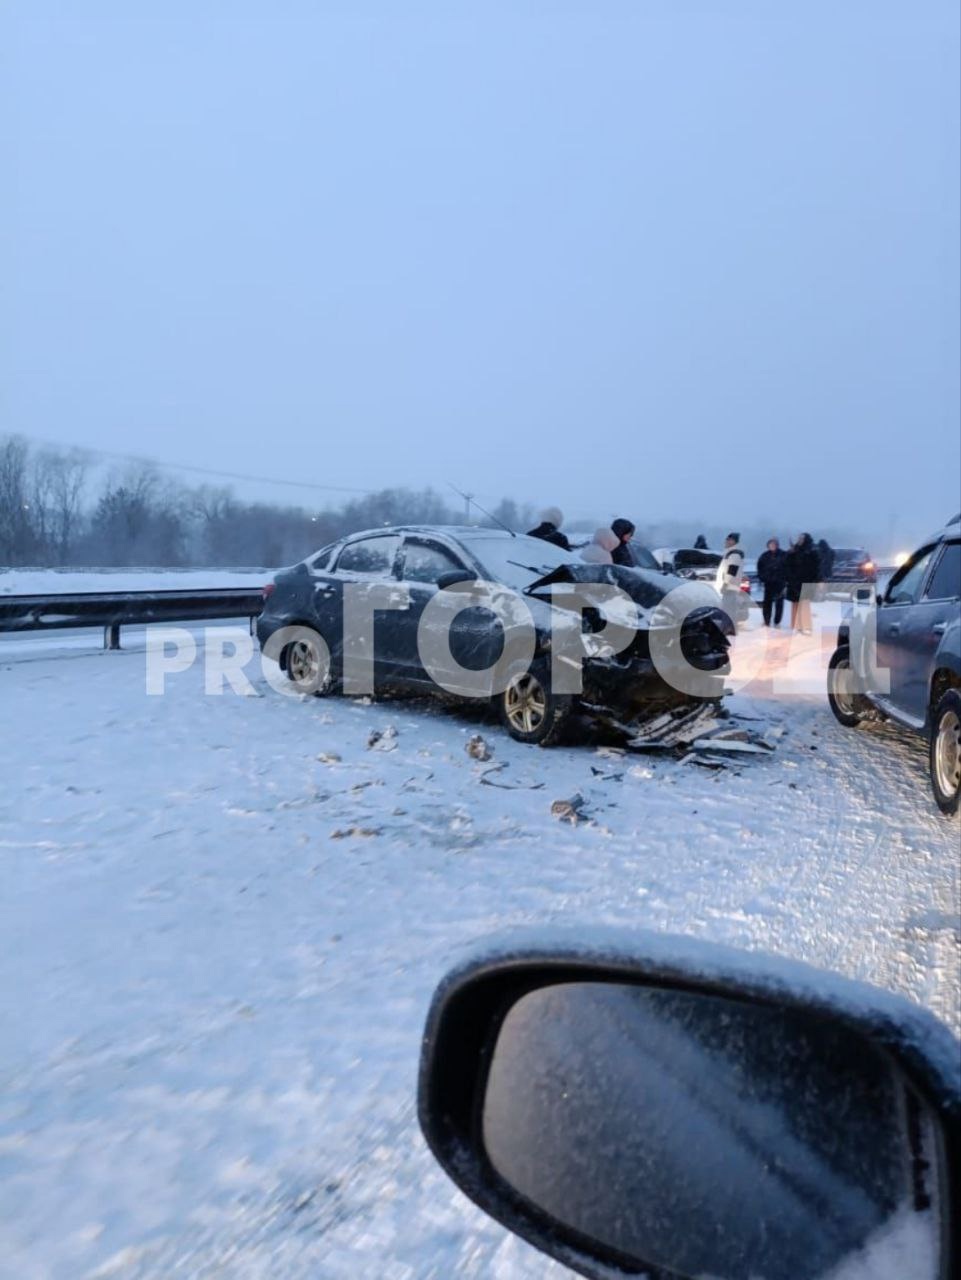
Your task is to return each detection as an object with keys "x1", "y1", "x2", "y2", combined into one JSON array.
[
  {"x1": 284, "y1": 628, "x2": 332, "y2": 696},
  {"x1": 498, "y1": 663, "x2": 571, "y2": 746},
  {"x1": 930, "y1": 689, "x2": 961, "y2": 816},
  {"x1": 827, "y1": 647, "x2": 864, "y2": 728}
]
